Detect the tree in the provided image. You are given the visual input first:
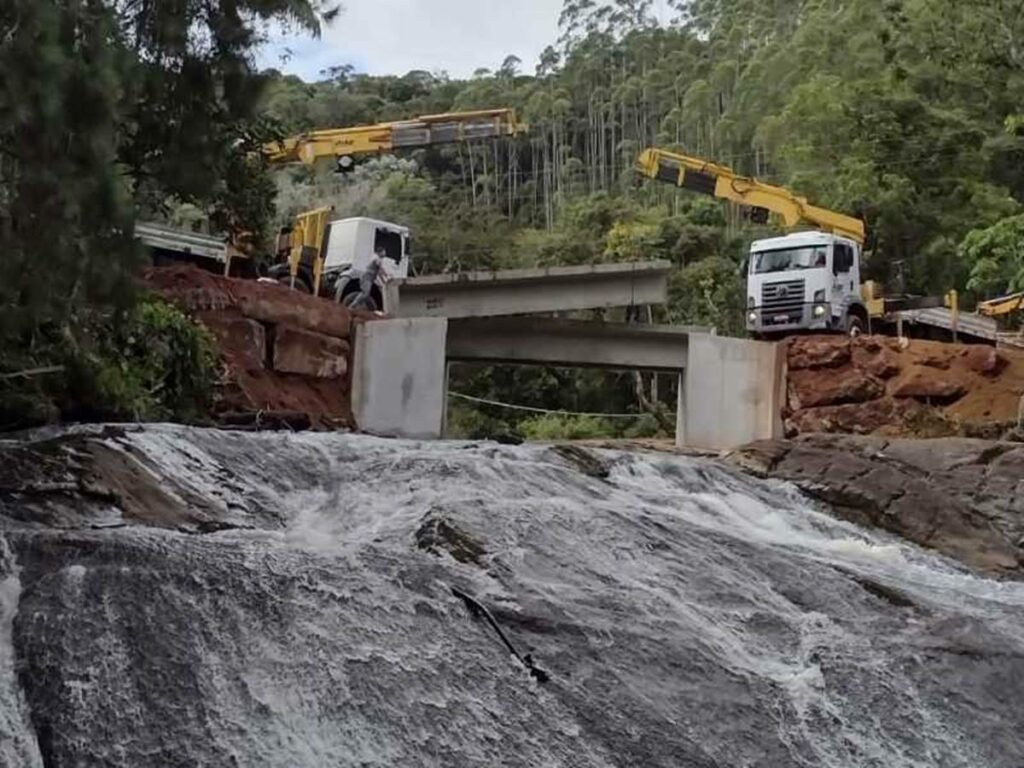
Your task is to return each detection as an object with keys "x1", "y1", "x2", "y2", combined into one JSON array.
[
  {"x1": 0, "y1": 0, "x2": 134, "y2": 344},
  {"x1": 0, "y1": 0, "x2": 336, "y2": 419},
  {"x1": 960, "y1": 215, "x2": 1024, "y2": 296}
]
